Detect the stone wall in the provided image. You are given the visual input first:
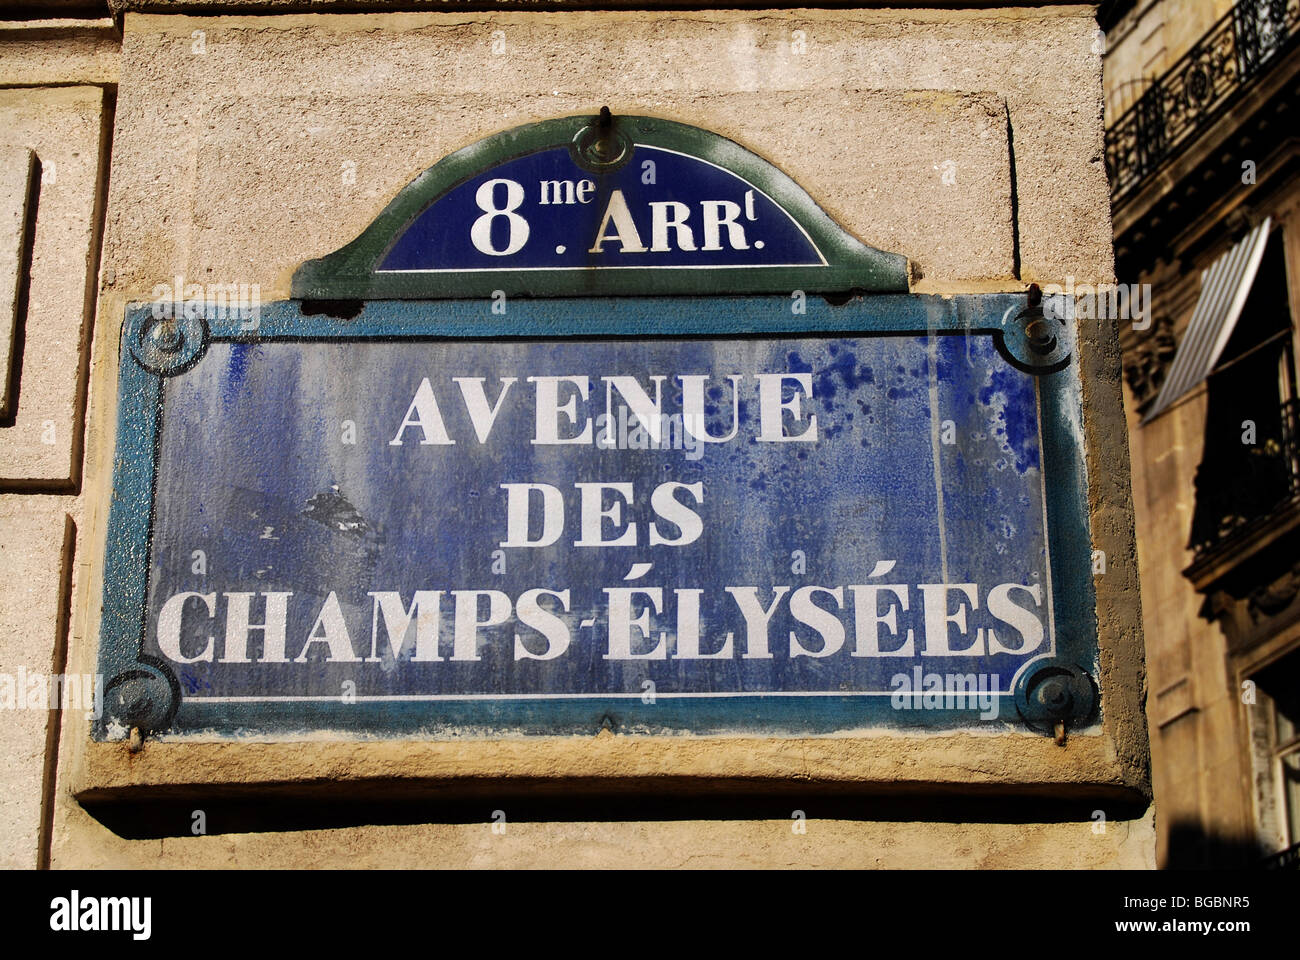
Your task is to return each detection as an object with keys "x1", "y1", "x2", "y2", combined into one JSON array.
[{"x1": 0, "y1": 3, "x2": 1155, "y2": 869}]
